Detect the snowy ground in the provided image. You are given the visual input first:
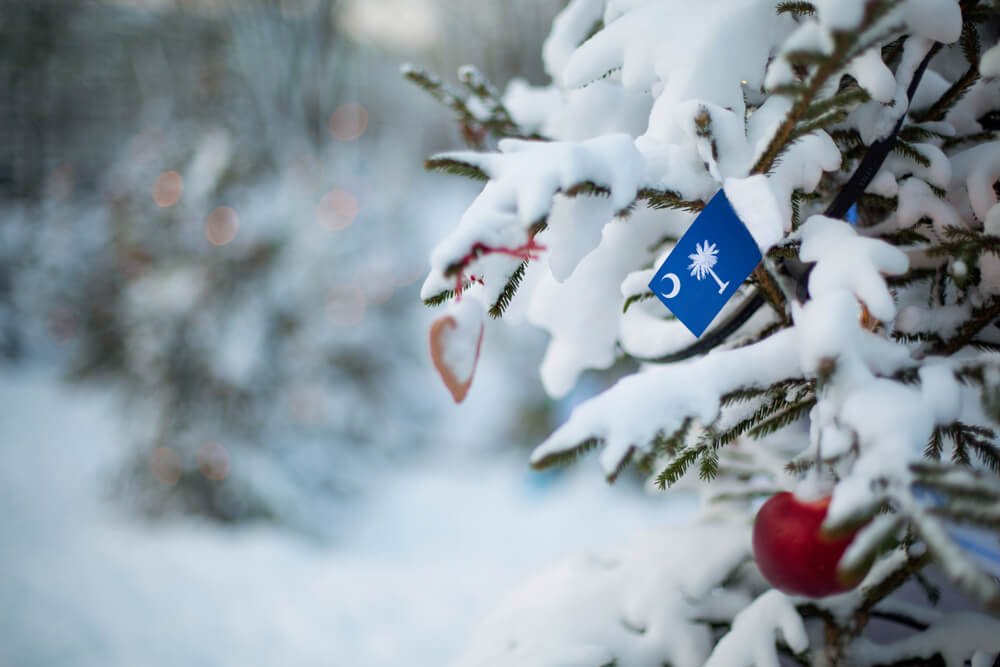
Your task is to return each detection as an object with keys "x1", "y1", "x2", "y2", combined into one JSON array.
[{"x1": 0, "y1": 366, "x2": 692, "y2": 667}]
